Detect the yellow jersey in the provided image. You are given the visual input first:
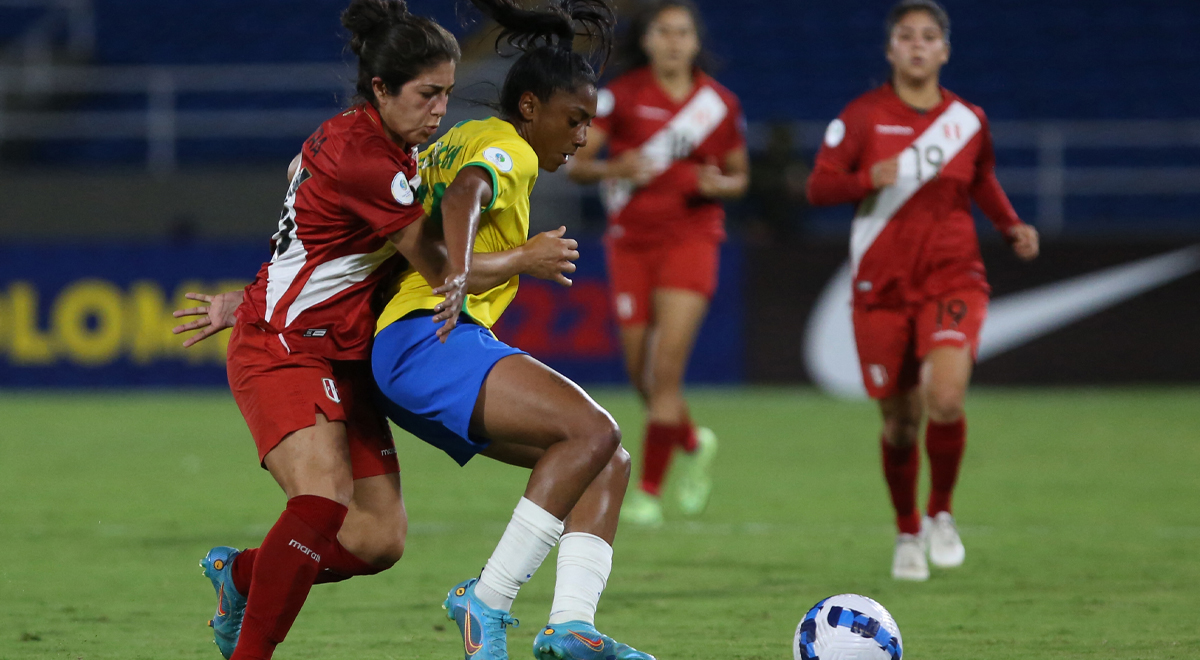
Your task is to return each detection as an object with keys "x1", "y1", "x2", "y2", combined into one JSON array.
[{"x1": 375, "y1": 117, "x2": 539, "y2": 332}]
